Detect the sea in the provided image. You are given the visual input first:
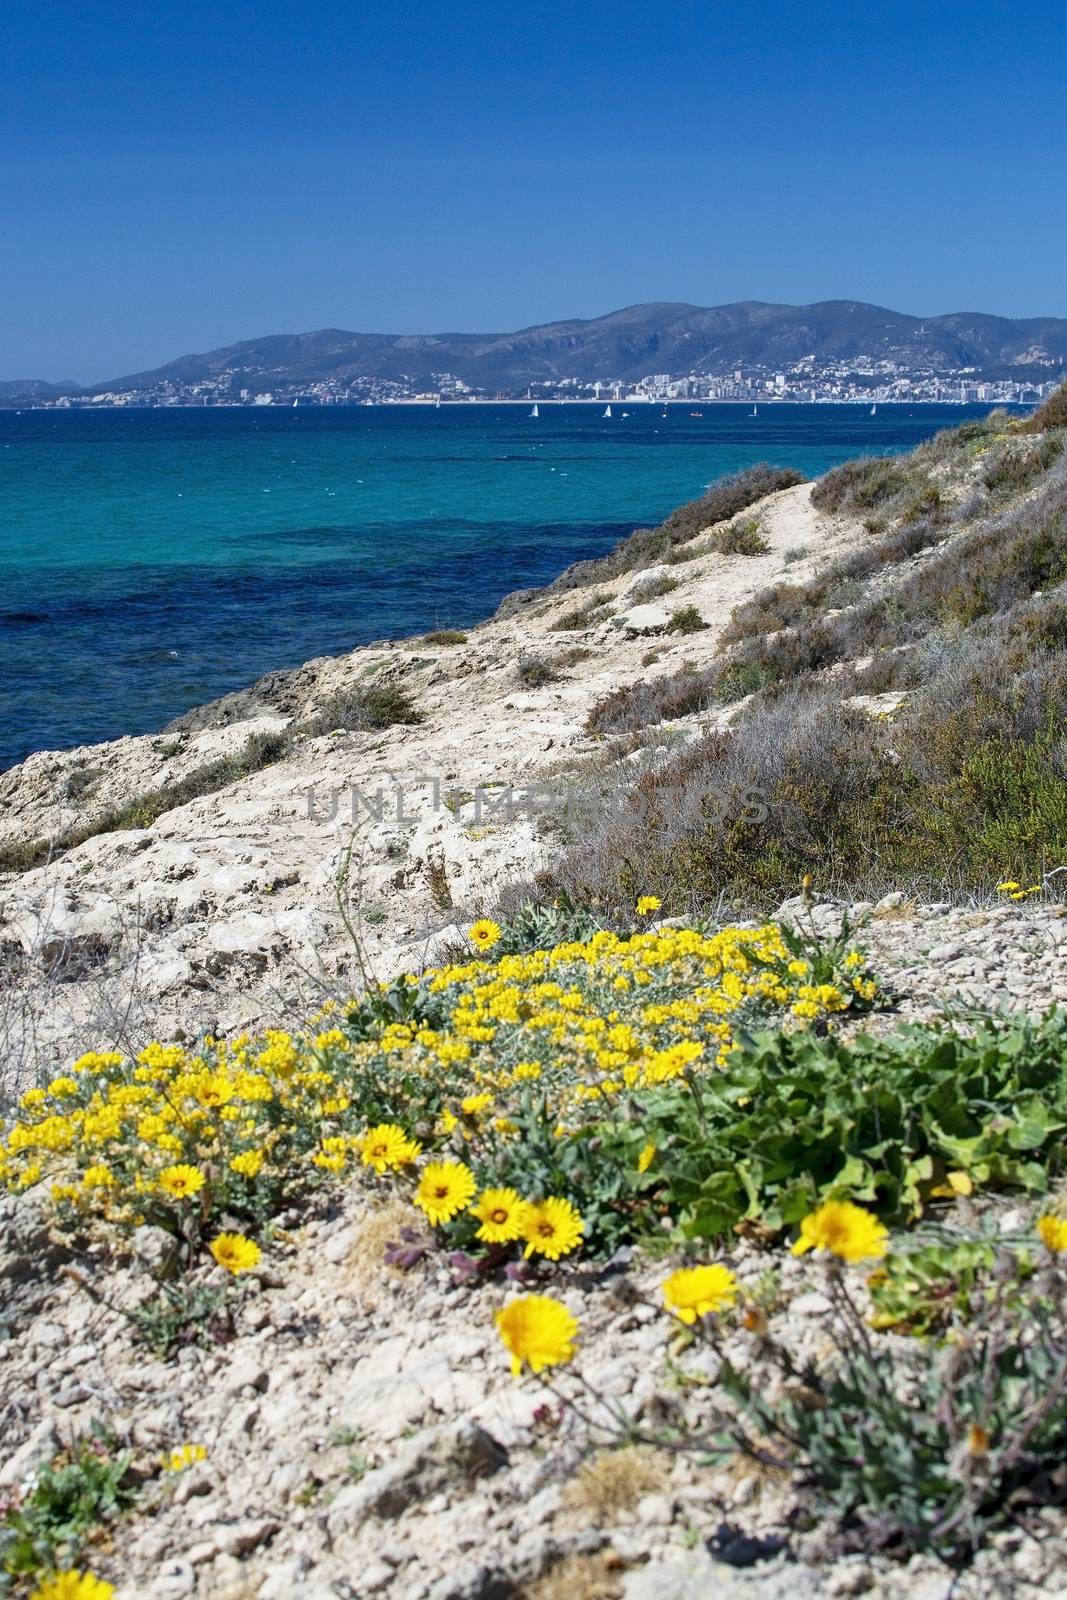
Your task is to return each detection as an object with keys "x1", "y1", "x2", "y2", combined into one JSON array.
[{"x1": 0, "y1": 402, "x2": 1007, "y2": 770}]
